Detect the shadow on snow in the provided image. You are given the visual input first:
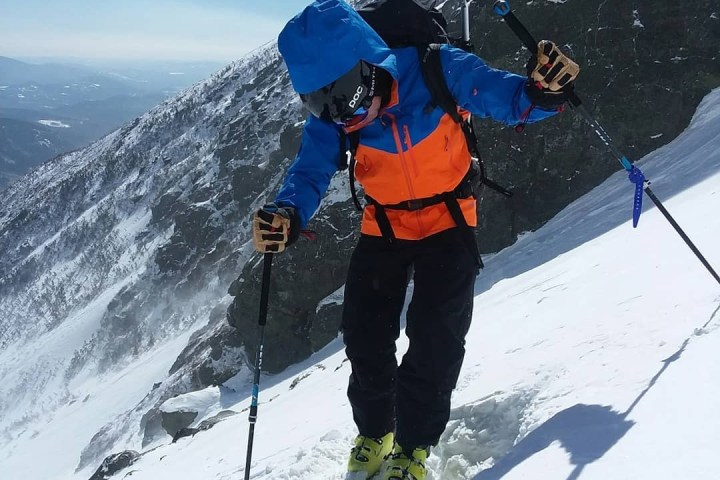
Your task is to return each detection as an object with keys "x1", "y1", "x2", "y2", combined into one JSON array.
[{"x1": 470, "y1": 309, "x2": 715, "y2": 480}]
